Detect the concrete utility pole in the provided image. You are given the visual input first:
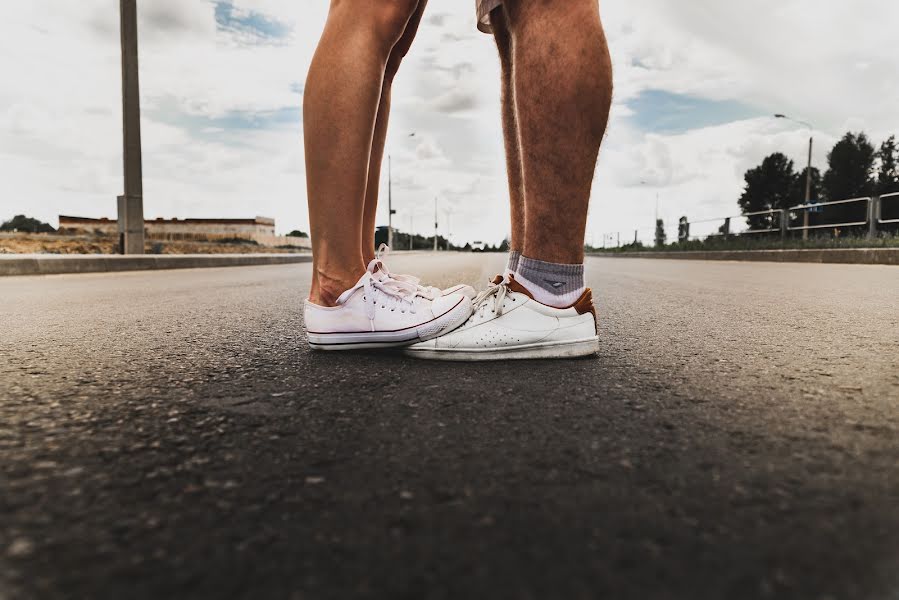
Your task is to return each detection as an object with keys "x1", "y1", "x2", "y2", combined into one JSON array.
[
  {"x1": 118, "y1": 0, "x2": 145, "y2": 254},
  {"x1": 802, "y1": 136, "x2": 814, "y2": 241}
]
